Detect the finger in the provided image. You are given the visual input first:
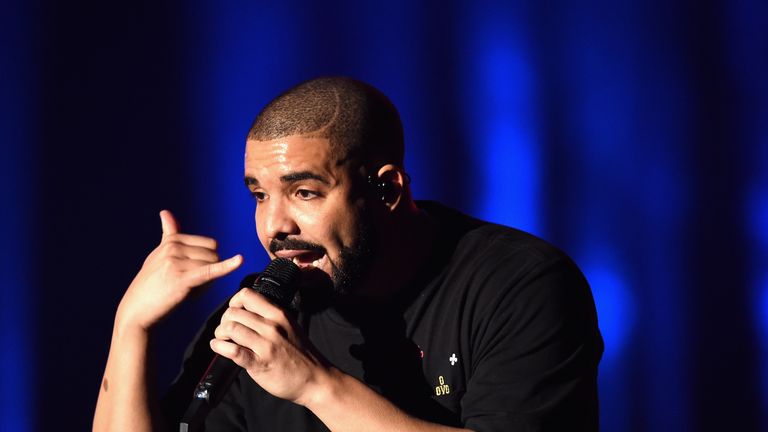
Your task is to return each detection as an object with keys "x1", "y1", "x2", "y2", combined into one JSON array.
[
  {"x1": 164, "y1": 233, "x2": 218, "y2": 249},
  {"x1": 230, "y1": 288, "x2": 288, "y2": 324},
  {"x1": 177, "y1": 258, "x2": 224, "y2": 271},
  {"x1": 210, "y1": 339, "x2": 258, "y2": 369},
  {"x1": 220, "y1": 307, "x2": 281, "y2": 340},
  {"x1": 164, "y1": 243, "x2": 220, "y2": 262},
  {"x1": 185, "y1": 254, "x2": 243, "y2": 286},
  {"x1": 213, "y1": 320, "x2": 267, "y2": 353},
  {"x1": 159, "y1": 210, "x2": 180, "y2": 238}
]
